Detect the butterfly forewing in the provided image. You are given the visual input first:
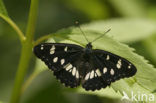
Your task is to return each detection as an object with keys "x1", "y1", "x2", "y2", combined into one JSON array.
[{"x1": 34, "y1": 43, "x2": 83, "y2": 71}]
